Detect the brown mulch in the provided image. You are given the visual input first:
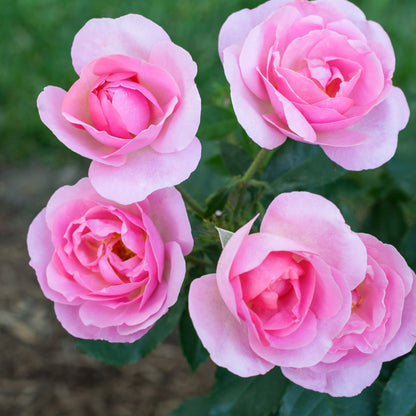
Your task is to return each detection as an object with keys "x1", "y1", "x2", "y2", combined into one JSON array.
[{"x1": 0, "y1": 162, "x2": 215, "y2": 416}]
